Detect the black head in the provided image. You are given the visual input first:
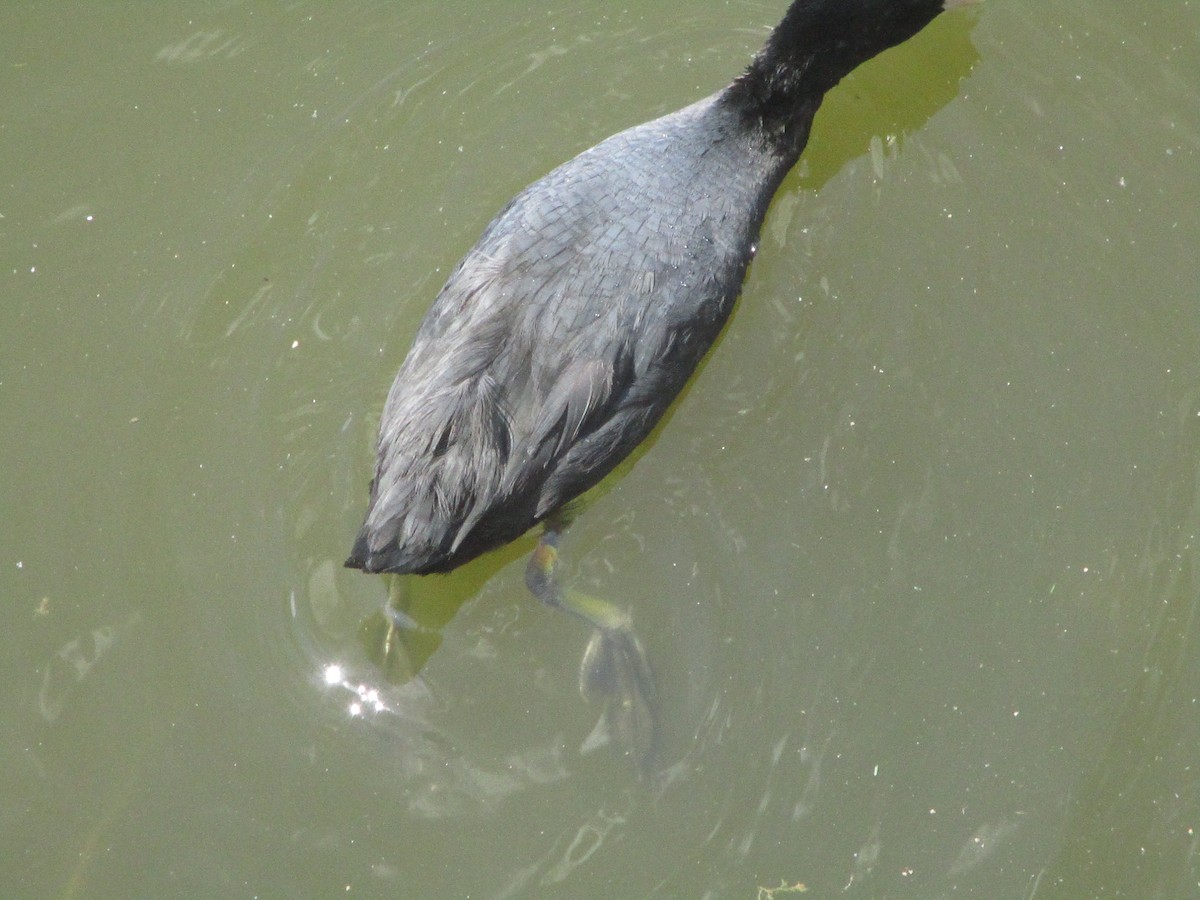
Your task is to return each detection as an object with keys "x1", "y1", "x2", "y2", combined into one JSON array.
[
  {"x1": 768, "y1": 0, "x2": 964, "y2": 92},
  {"x1": 728, "y1": 0, "x2": 971, "y2": 146}
]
